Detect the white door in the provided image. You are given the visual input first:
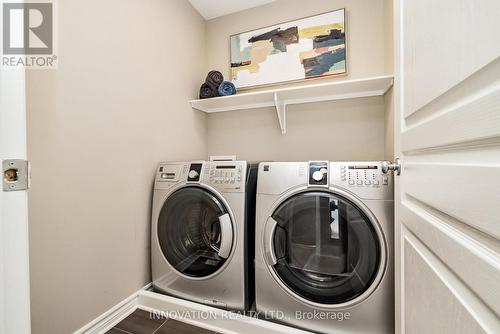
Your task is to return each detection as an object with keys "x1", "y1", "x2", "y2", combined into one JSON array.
[
  {"x1": 394, "y1": 0, "x2": 500, "y2": 333},
  {"x1": 0, "y1": 68, "x2": 31, "y2": 333}
]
